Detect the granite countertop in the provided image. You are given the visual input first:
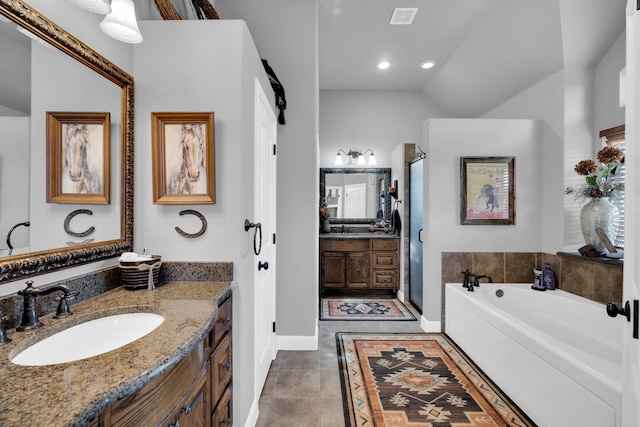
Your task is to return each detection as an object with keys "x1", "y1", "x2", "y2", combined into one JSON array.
[
  {"x1": 0, "y1": 281, "x2": 231, "y2": 427},
  {"x1": 319, "y1": 232, "x2": 400, "y2": 239}
]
